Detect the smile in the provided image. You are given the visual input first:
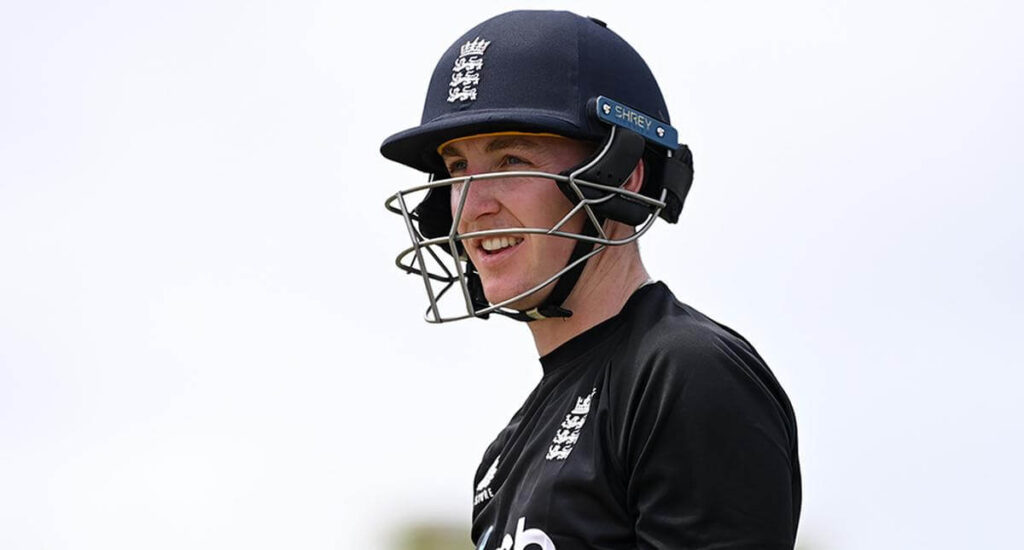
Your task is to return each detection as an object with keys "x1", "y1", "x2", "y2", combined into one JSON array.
[{"x1": 478, "y1": 235, "x2": 524, "y2": 255}]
